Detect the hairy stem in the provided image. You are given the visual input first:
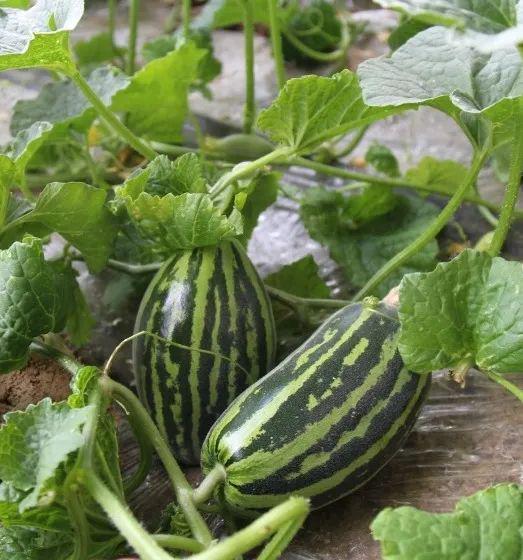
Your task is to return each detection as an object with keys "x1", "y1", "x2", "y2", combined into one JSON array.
[
  {"x1": 489, "y1": 101, "x2": 523, "y2": 256},
  {"x1": 352, "y1": 144, "x2": 491, "y2": 301},
  {"x1": 482, "y1": 370, "x2": 523, "y2": 403},
  {"x1": 153, "y1": 534, "x2": 205, "y2": 553},
  {"x1": 103, "y1": 378, "x2": 213, "y2": 546},
  {"x1": 242, "y1": 0, "x2": 256, "y2": 134},
  {"x1": 192, "y1": 464, "x2": 227, "y2": 505},
  {"x1": 268, "y1": 0, "x2": 286, "y2": 89},
  {"x1": 84, "y1": 471, "x2": 175, "y2": 560},
  {"x1": 189, "y1": 497, "x2": 309, "y2": 560},
  {"x1": 64, "y1": 483, "x2": 91, "y2": 560},
  {"x1": 69, "y1": 70, "x2": 157, "y2": 160},
  {"x1": 127, "y1": 0, "x2": 139, "y2": 74}
]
